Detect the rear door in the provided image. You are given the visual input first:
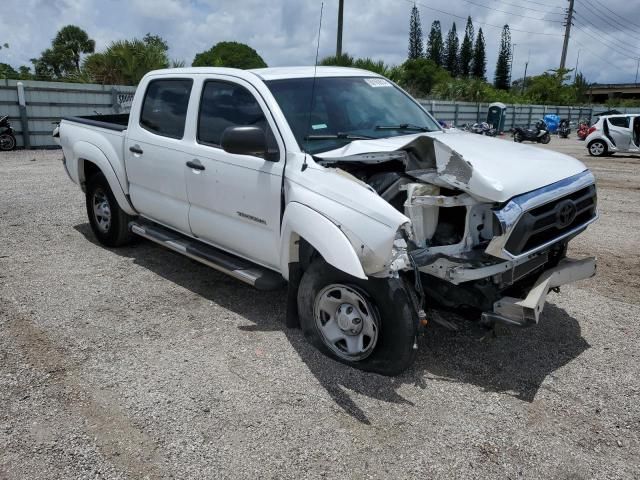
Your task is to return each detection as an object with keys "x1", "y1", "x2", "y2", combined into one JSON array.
[
  {"x1": 125, "y1": 77, "x2": 194, "y2": 234},
  {"x1": 606, "y1": 116, "x2": 632, "y2": 151},
  {"x1": 182, "y1": 76, "x2": 285, "y2": 269}
]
